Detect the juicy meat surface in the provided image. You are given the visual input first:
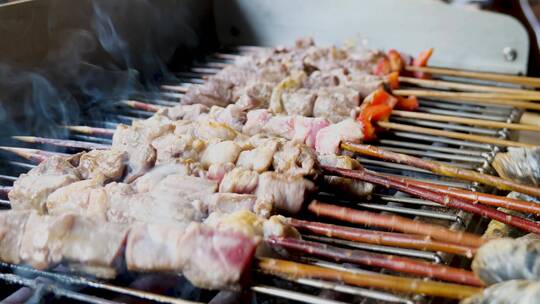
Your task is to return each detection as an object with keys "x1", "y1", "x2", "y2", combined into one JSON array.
[
  {"x1": 219, "y1": 168, "x2": 259, "y2": 194},
  {"x1": 112, "y1": 117, "x2": 172, "y2": 181},
  {"x1": 77, "y1": 150, "x2": 126, "y2": 181},
  {"x1": 315, "y1": 119, "x2": 364, "y2": 155},
  {"x1": 19, "y1": 212, "x2": 128, "y2": 274},
  {"x1": 9, "y1": 156, "x2": 81, "y2": 213},
  {"x1": 0, "y1": 211, "x2": 30, "y2": 264},
  {"x1": 201, "y1": 141, "x2": 242, "y2": 169},
  {"x1": 208, "y1": 104, "x2": 247, "y2": 132},
  {"x1": 313, "y1": 87, "x2": 360, "y2": 123},
  {"x1": 273, "y1": 141, "x2": 319, "y2": 177},
  {"x1": 151, "y1": 133, "x2": 206, "y2": 165},
  {"x1": 236, "y1": 137, "x2": 280, "y2": 173},
  {"x1": 204, "y1": 193, "x2": 259, "y2": 215},
  {"x1": 282, "y1": 88, "x2": 317, "y2": 117},
  {"x1": 126, "y1": 222, "x2": 258, "y2": 290},
  {"x1": 256, "y1": 172, "x2": 315, "y2": 214}
]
